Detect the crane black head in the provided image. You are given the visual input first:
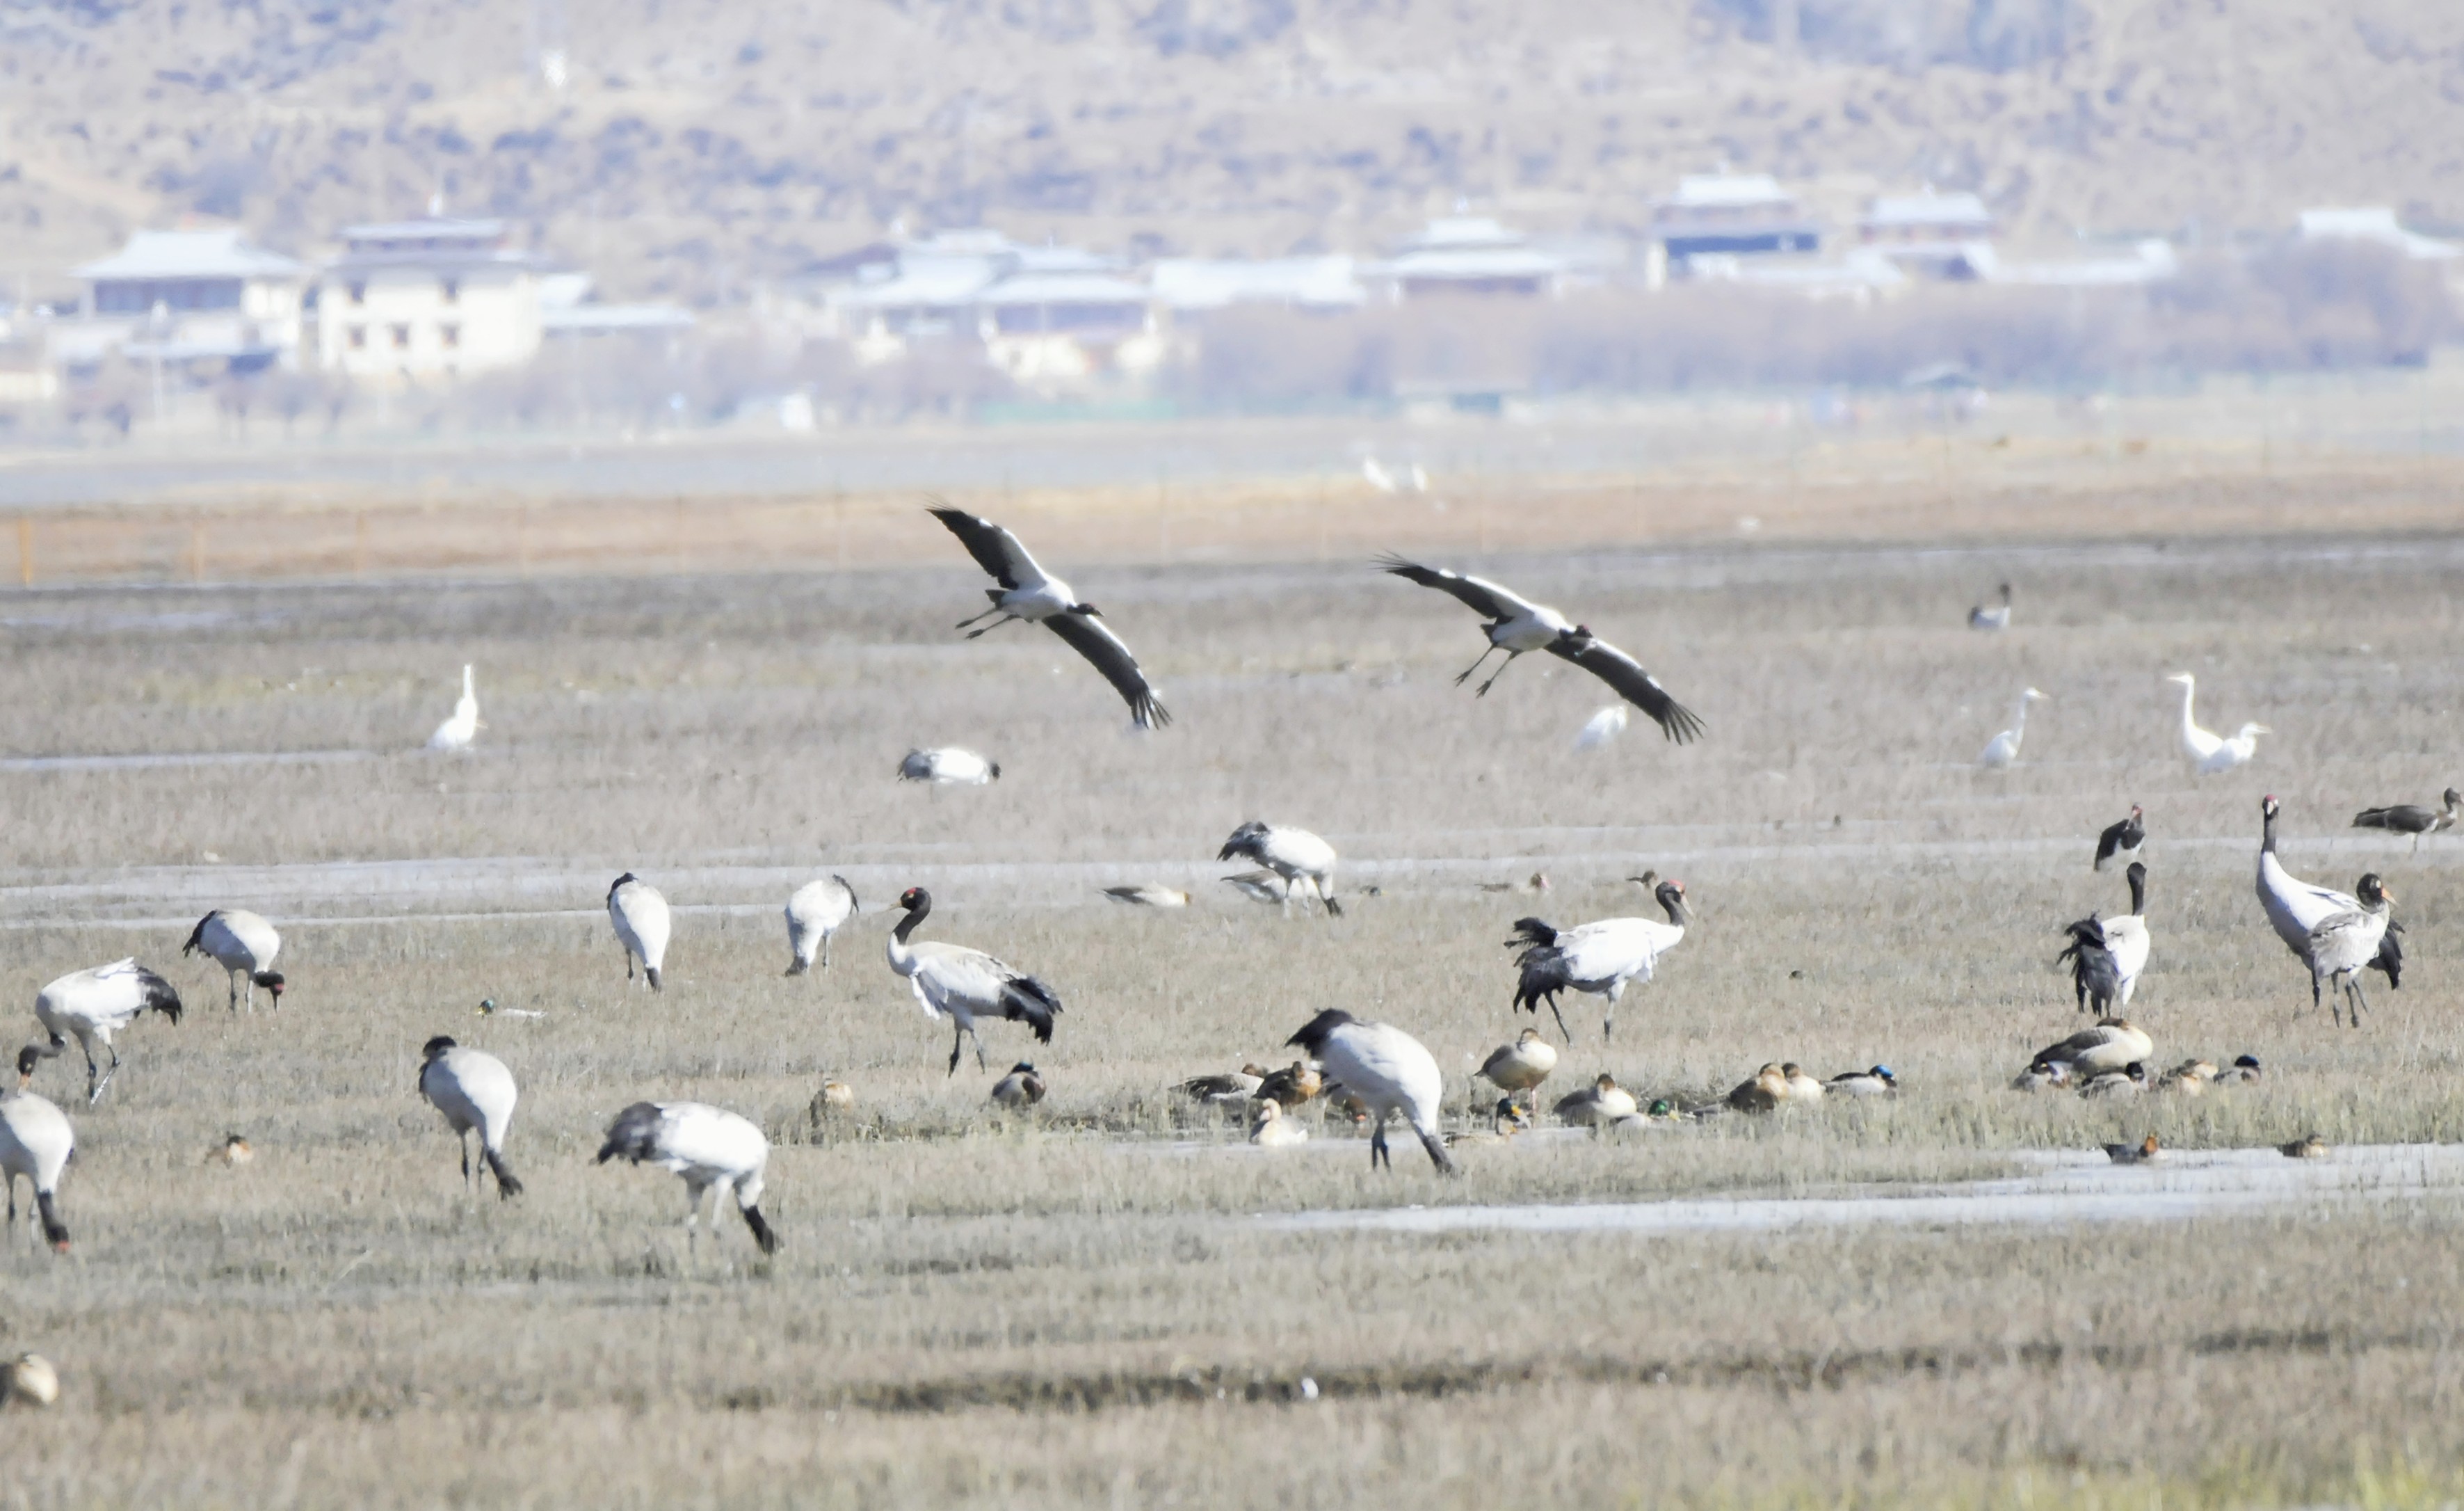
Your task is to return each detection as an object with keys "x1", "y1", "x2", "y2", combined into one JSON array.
[
  {"x1": 422, "y1": 1035, "x2": 458, "y2": 1059},
  {"x1": 15, "y1": 1045, "x2": 40, "y2": 1082},
  {"x1": 897, "y1": 886, "x2": 931, "y2": 911}
]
